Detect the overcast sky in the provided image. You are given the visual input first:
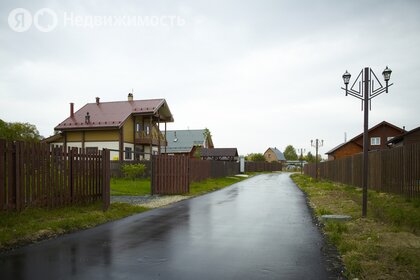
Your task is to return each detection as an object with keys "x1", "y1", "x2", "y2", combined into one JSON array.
[{"x1": 1, "y1": 0, "x2": 419, "y2": 156}]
